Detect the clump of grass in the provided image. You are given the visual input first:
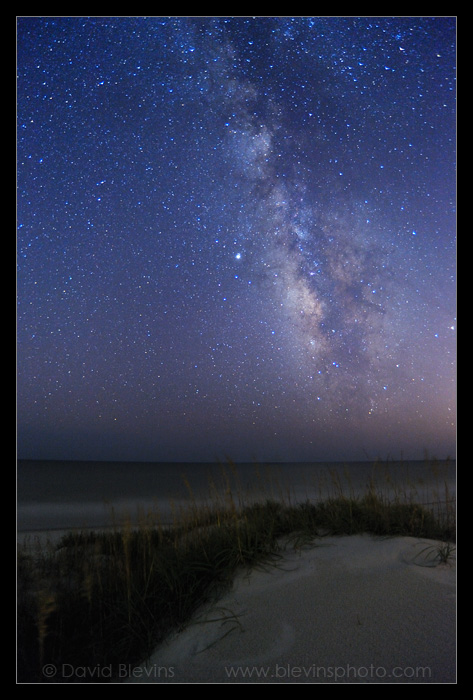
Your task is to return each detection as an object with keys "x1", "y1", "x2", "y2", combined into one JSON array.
[
  {"x1": 17, "y1": 463, "x2": 455, "y2": 683},
  {"x1": 412, "y1": 541, "x2": 456, "y2": 567},
  {"x1": 299, "y1": 493, "x2": 447, "y2": 539}
]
